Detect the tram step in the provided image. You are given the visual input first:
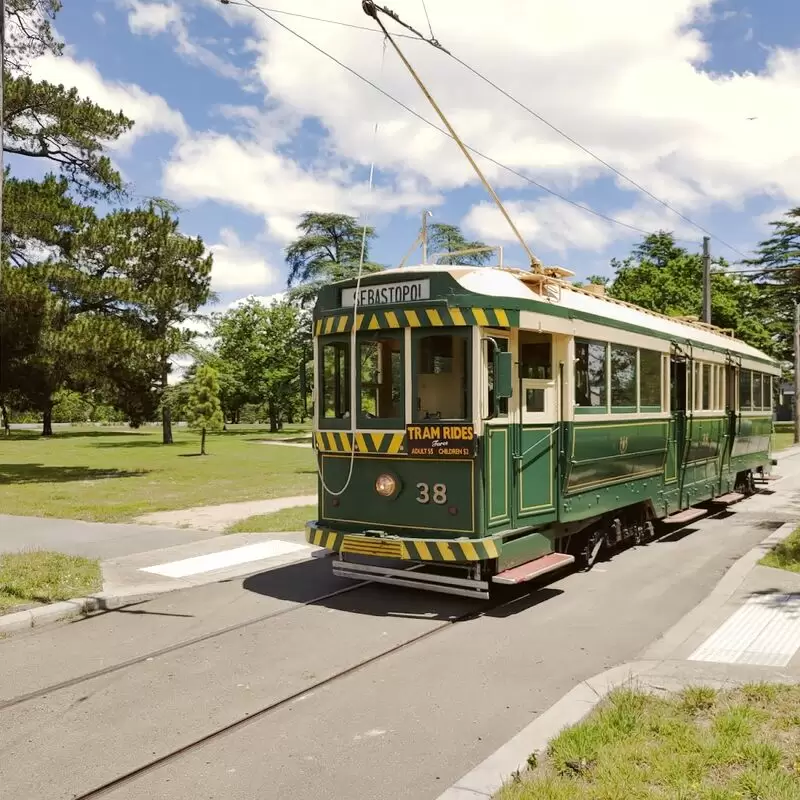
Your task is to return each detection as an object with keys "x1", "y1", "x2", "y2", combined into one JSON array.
[
  {"x1": 710, "y1": 492, "x2": 746, "y2": 506},
  {"x1": 492, "y1": 553, "x2": 575, "y2": 585},
  {"x1": 663, "y1": 507, "x2": 707, "y2": 525}
]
